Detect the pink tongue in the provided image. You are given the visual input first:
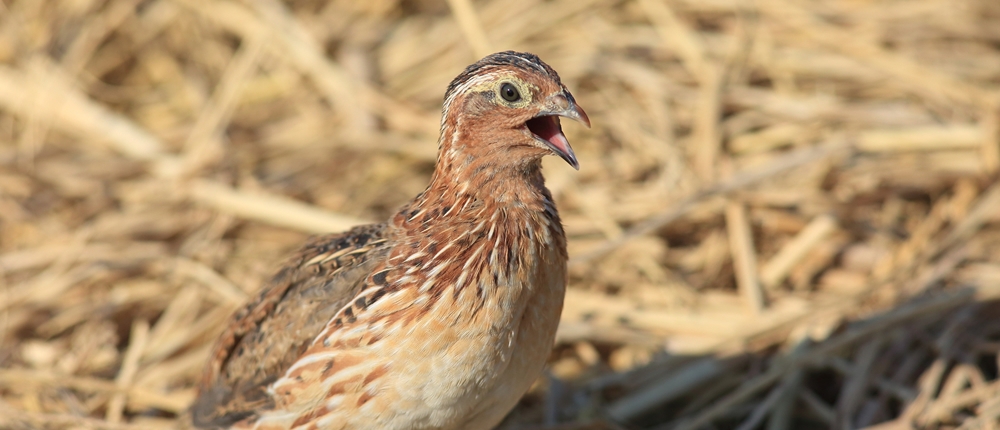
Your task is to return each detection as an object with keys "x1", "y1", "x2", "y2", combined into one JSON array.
[
  {"x1": 534, "y1": 116, "x2": 570, "y2": 155},
  {"x1": 546, "y1": 130, "x2": 571, "y2": 155}
]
